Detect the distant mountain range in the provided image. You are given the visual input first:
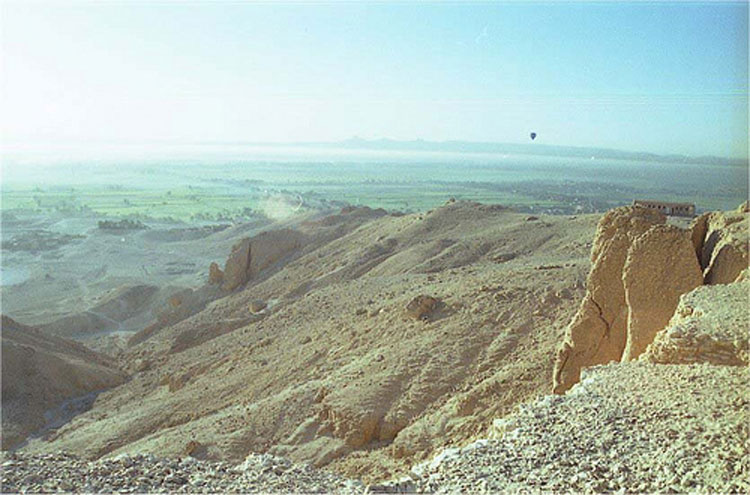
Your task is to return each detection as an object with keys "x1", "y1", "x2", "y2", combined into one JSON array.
[{"x1": 287, "y1": 138, "x2": 746, "y2": 167}]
